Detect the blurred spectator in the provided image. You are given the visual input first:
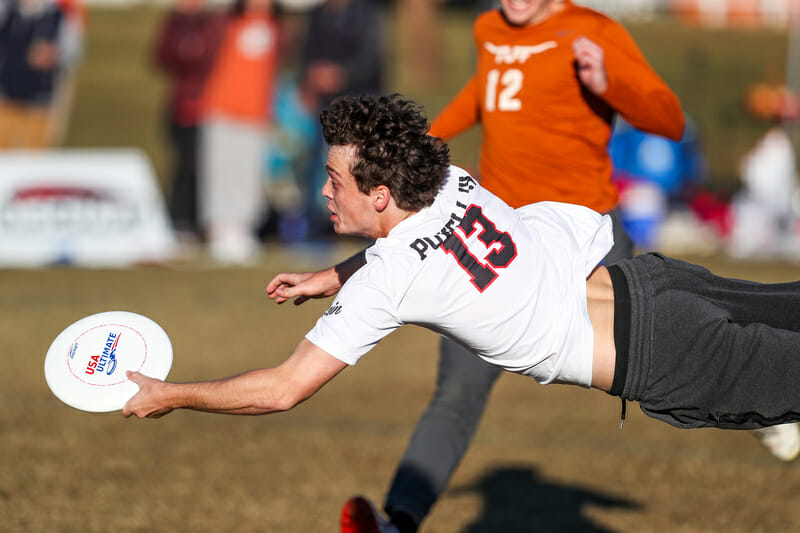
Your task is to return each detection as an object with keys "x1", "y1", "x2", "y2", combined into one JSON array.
[
  {"x1": 199, "y1": 0, "x2": 281, "y2": 264},
  {"x1": 610, "y1": 116, "x2": 706, "y2": 249},
  {"x1": 0, "y1": 0, "x2": 64, "y2": 149},
  {"x1": 302, "y1": 0, "x2": 382, "y2": 106},
  {"x1": 48, "y1": 0, "x2": 86, "y2": 146},
  {"x1": 259, "y1": 75, "x2": 317, "y2": 242},
  {"x1": 299, "y1": 0, "x2": 384, "y2": 236},
  {"x1": 728, "y1": 84, "x2": 800, "y2": 260},
  {"x1": 611, "y1": 117, "x2": 704, "y2": 200},
  {"x1": 153, "y1": 0, "x2": 224, "y2": 242}
]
